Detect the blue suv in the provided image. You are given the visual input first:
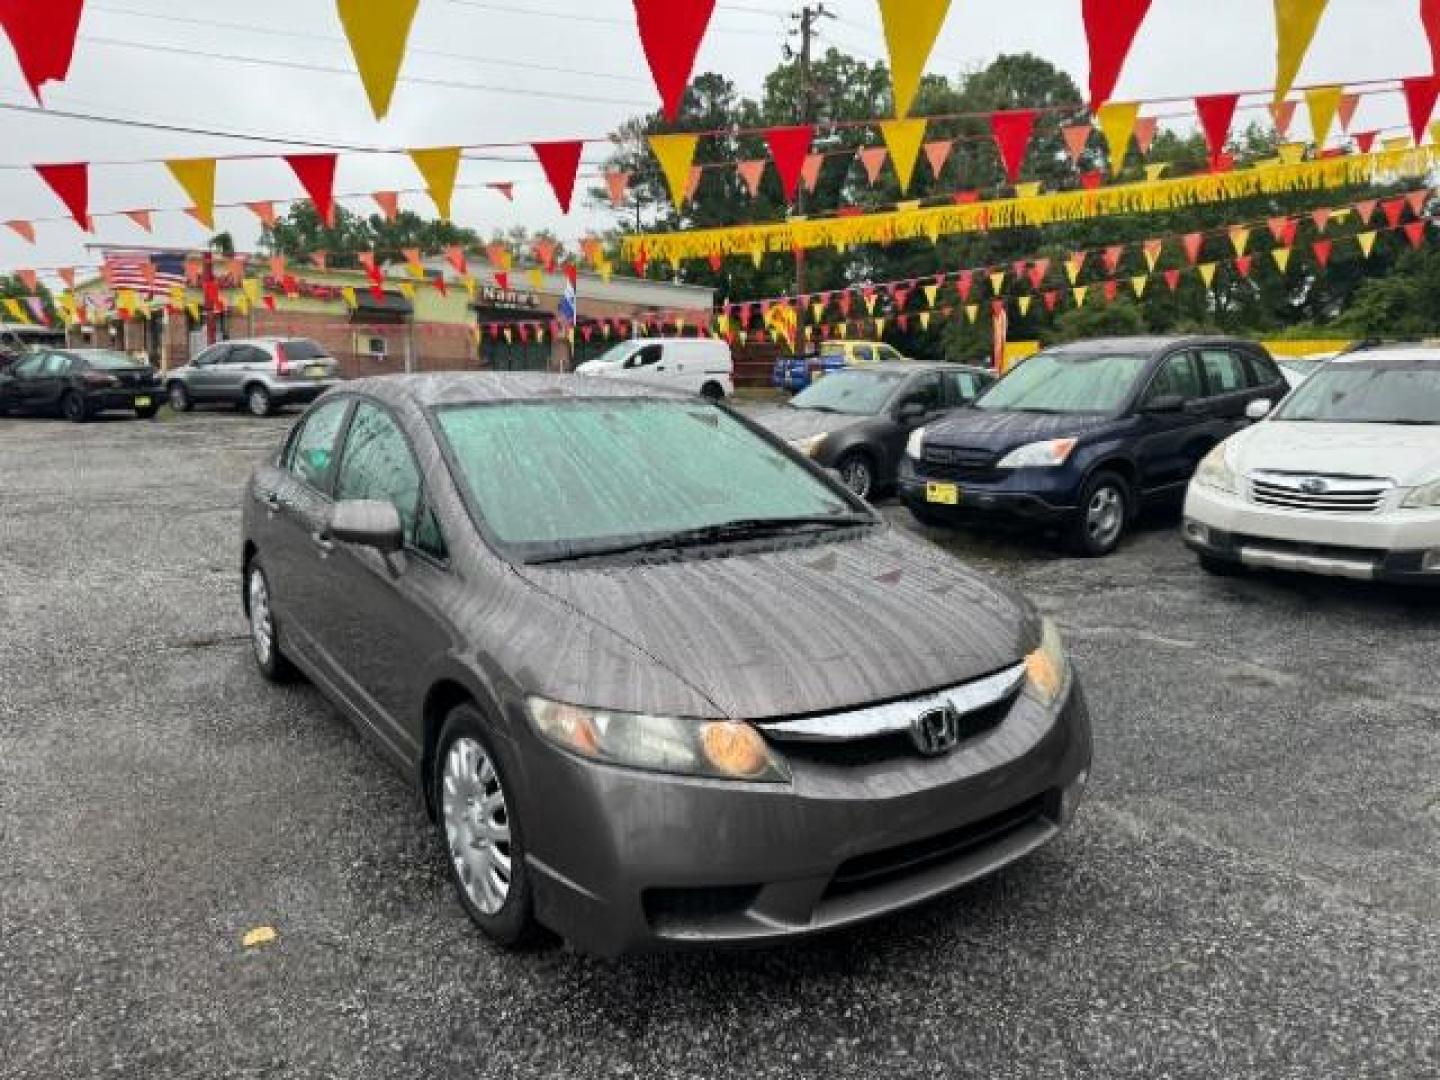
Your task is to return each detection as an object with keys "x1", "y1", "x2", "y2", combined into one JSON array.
[{"x1": 899, "y1": 337, "x2": 1290, "y2": 556}]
